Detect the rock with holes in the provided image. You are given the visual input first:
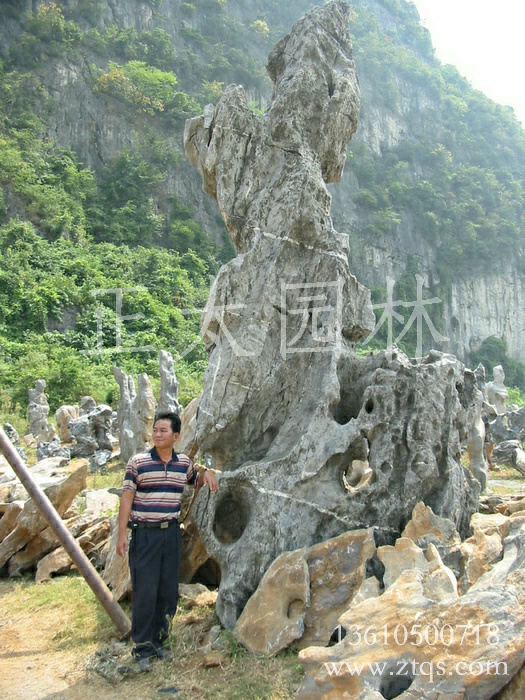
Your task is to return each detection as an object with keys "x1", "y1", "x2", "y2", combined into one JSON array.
[
  {"x1": 297, "y1": 518, "x2": 525, "y2": 699},
  {"x1": 234, "y1": 529, "x2": 376, "y2": 656},
  {"x1": 186, "y1": 0, "x2": 481, "y2": 629},
  {"x1": 297, "y1": 566, "x2": 525, "y2": 699}
]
